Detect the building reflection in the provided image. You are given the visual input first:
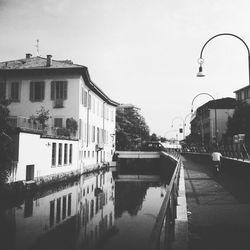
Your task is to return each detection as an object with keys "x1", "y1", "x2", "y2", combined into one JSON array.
[
  {"x1": 75, "y1": 170, "x2": 116, "y2": 250},
  {"x1": 0, "y1": 169, "x2": 115, "y2": 250}
]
